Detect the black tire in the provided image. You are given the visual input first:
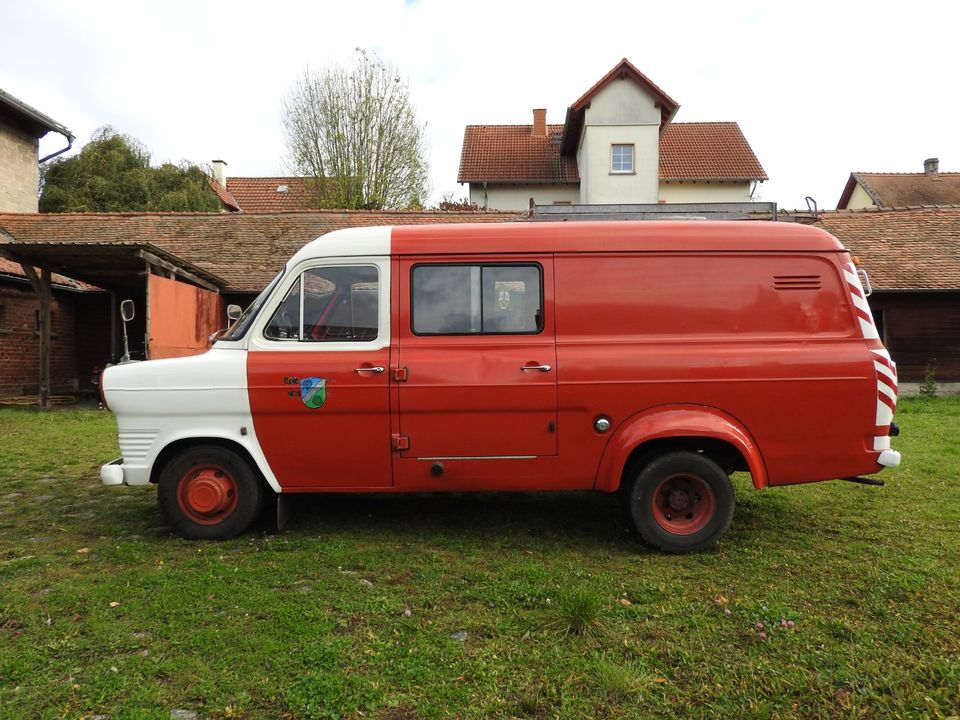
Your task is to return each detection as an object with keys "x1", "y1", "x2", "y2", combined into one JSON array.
[
  {"x1": 157, "y1": 444, "x2": 263, "y2": 540},
  {"x1": 627, "y1": 450, "x2": 734, "y2": 553}
]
